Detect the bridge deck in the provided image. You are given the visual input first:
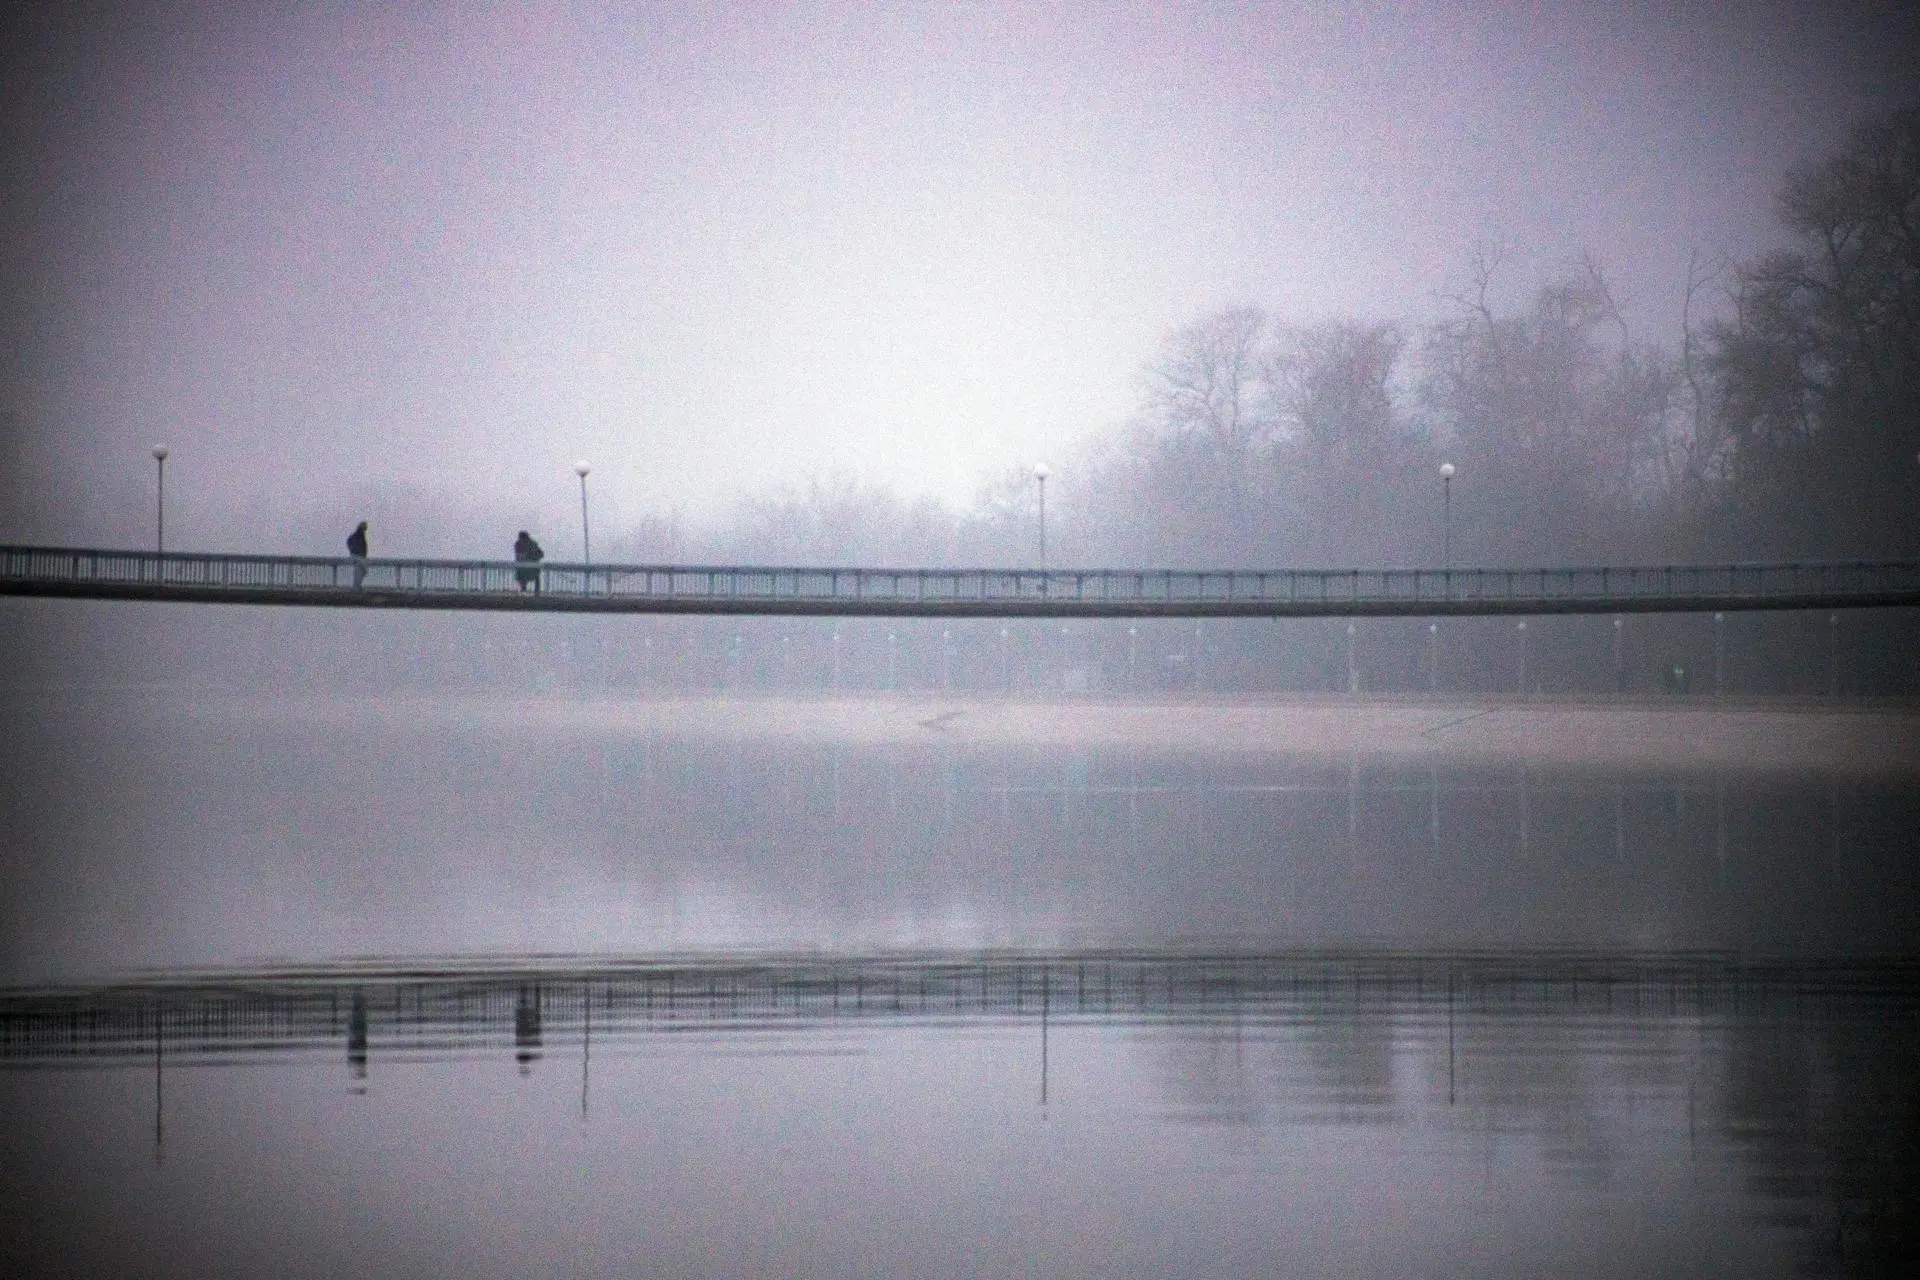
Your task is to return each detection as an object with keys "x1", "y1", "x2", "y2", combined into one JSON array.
[{"x1": 5, "y1": 545, "x2": 1918, "y2": 618}]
